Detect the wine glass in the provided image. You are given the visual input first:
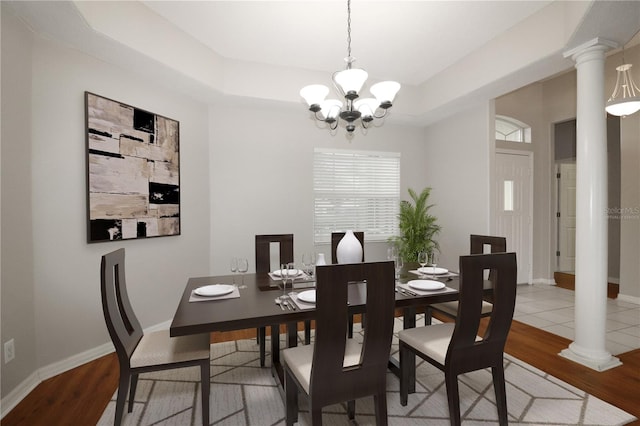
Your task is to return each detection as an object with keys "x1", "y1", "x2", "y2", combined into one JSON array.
[
  {"x1": 429, "y1": 252, "x2": 439, "y2": 278},
  {"x1": 230, "y1": 257, "x2": 238, "y2": 284},
  {"x1": 418, "y1": 251, "x2": 428, "y2": 277},
  {"x1": 394, "y1": 256, "x2": 403, "y2": 280},
  {"x1": 302, "y1": 253, "x2": 316, "y2": 278},
  {"x1": 237, "y1": 258, "x2": 248, "y2": 285},
  {"x1": 280, "y1": 262, "x2": 294, "y2": 297},
  {"x1": 387, "y1": 246, "x2": 398, "y2": 262}
]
